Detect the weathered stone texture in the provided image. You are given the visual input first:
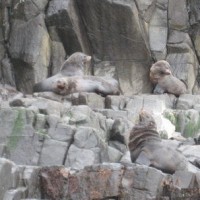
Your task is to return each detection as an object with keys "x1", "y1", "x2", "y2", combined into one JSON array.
[
  {"x1": 1, "y1": 0, "x2": 200, "y2": 95},
  {"x1": 76, "y1": 0, "x2": 152, "y2": 95},
  {"x1": 1, "y1": 0, "x2": 200, "y2": 199},
  {"x1": 9, "y1": 14, "x2": 50, "y2": 93}
]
